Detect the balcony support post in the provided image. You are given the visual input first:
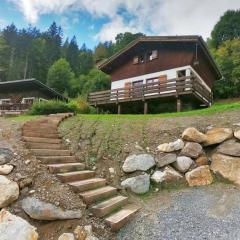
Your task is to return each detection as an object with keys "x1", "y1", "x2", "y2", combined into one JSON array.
[
  {"x1": 144, "y1": 101, "x2": 148, "y2": 114},
  {"x1": 96, "y1": 106, "x2": 99, "y2": 114},
  {"x1": 117, "y1": 104, "x2": 121, "y2": 114},
  {"x1": 177, "y1": 98, "x2": 181, "y2": 112}
]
